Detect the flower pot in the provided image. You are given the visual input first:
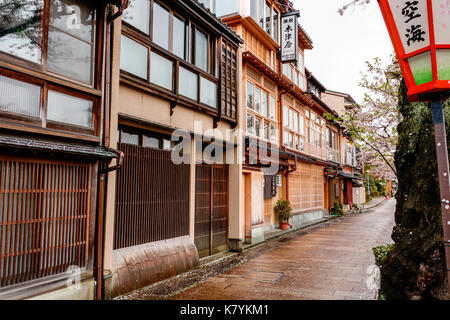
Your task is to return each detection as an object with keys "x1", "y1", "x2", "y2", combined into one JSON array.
[{"x1": 280, "y1": 222, "x2": 289, "y2": 230}]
